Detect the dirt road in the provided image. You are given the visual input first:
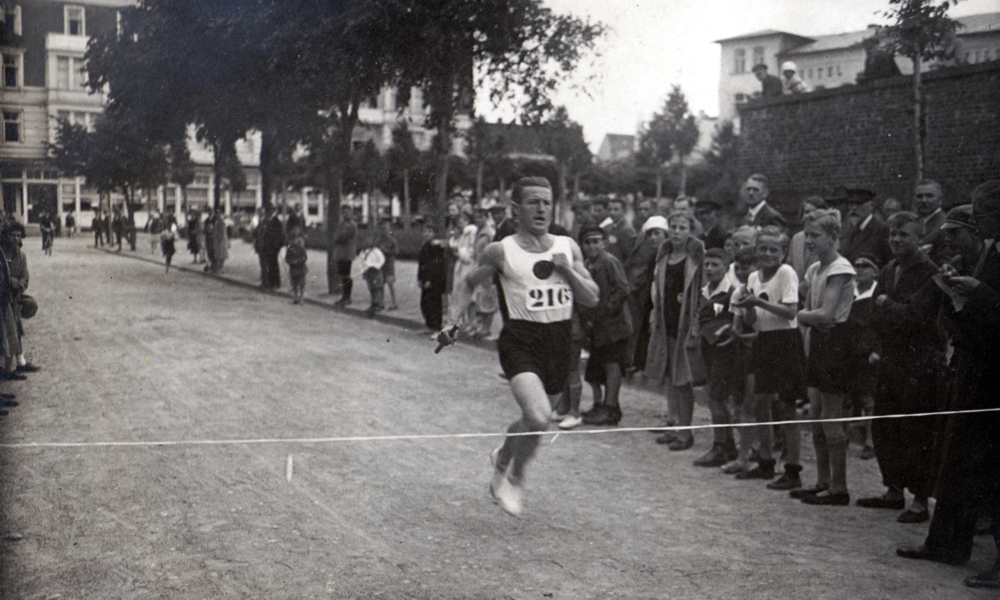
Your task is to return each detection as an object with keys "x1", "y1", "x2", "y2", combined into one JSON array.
[{"x1": 0, "y1": 236, "x2": 994, "y2": 599}]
